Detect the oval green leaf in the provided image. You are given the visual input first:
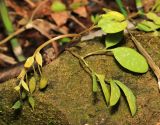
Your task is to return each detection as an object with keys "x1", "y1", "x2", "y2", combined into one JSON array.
[
  {"x1": 51, "y1": 1, "x2": 66, "y2": 12},
  {"x1": 112, "y1": 47, "x2": 148, "y2": 73},
  {"x1": 109, "y1": 80, "x2": 121, "y2": 106},
  {"x1": 136, "y1": 20, "x2": 160, "y2": 32},
  {"x1": 98, "y1": 11, "x2": 127, "y2": 33},
  {"x1": 28, "y1": 96, "x2": 35, "y2": 110},
  {"x1": 24, "y1": 56, "x2": 34, "y2": 68},
  {"x1": 29, "y1": 77, "x2": 36, "y2": 94},
  {"x1": 96, "y1": 74, "x2": 110, "y2": 104},
  {"x1": 12, "y1": 100, "x2": 21, "y2": 110},
  {"x1": 146, "y1": 12, "x2": 160, "y2": 25},
  {"x1": 114, "y1": 80, "x2": 136, "y2": 116},
  {"x1": 21, "y1": 80, "x2": 29, "y2": 92},
  {"x1": 105, "y1": 31, "x2": 123, "y2": 48},
  {"x1": 35, "y1": 52, "x2": 43, "y2": 67}
]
